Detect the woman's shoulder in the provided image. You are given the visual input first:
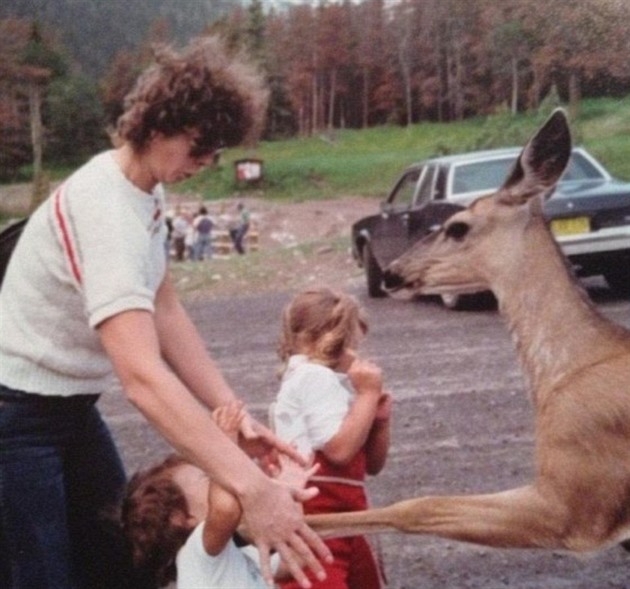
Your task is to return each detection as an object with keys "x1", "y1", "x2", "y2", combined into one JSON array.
[
  {"x1": 62, "y1": 152, "x2": 121, "y2": 204},
  {"x1": 67, "y1": 151, "x2": 117, "y2": 184}
]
